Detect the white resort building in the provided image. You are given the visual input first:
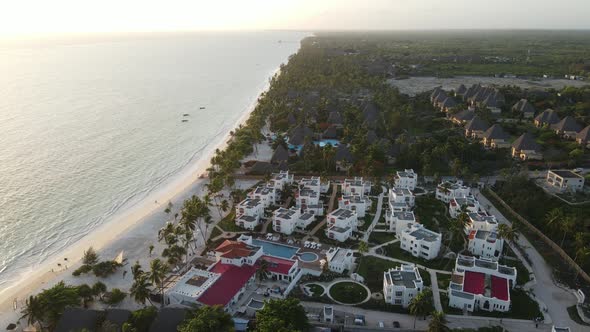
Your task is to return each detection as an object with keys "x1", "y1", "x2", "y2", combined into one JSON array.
[
  {"x1": 248, "y1": 185, "x2": 276, "y2": 208},
  {"x1": 436, "y1": 180, "x2": 471, "y2": 203},
  {"x1": 399, "y1": 224, "x2": 442, "y2": 260},
  {"x1": 326, "y1": 247, "x2": 355, "y2": 273},
  {"x1": 235, "y1": 198, "x2": 265, "y2": 230},
  {"x1": 343, "y1": 177, "x2": 372, "y2": 196},
  {"x1": 448, "y1": 255, "x2": 517, "y2": 313},
  {"x1": 388, "y1": 211, "x2": 416, "y2": 235},
  {"x1": 388, "y1": 187, "x2": 415, "y2": 212},
  {"x1": 268, "y1": 170, "x2": 294, "y2": 192},
  {"x1": 295, "y1": 178, "x2": 324, "y2": 216},
  {"x1": 326, "y1": 208, "x2": 358, "y2": 242},
  {"x1": 449, "y1": 196, "x2": 481, "y2": 218},
  {"x1": 468, "y1": 230, "x2": 504, "y2": 261},
  {"x1": 272, "y1": 207, "x2": 300, "y2": 235},
  {"x1": 383, "y1": 264, "x2": 424, "y2": 308},
  {"x1": 338, "y1": 194, "x2": 372, "y2": 217},
  {"x1": 394, "y1": 169, "x2": 418, "y2": 190},
  {"x1": 546, "y1": 170, "x2": 585, "y2": 193},
  {"x1": 467, "y1": 212, "x2": 499, "y2": 233}
]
